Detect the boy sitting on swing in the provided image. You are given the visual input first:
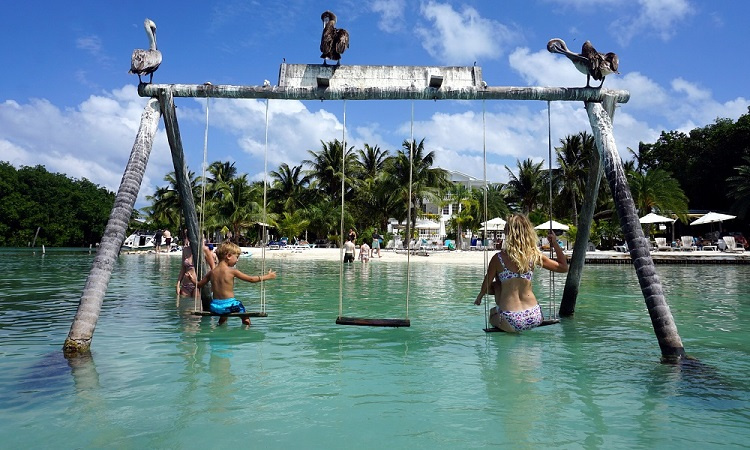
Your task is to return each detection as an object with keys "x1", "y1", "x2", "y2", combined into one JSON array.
[{"x1": 197, "y1": 241, "x2": 276, "y2": 326}]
